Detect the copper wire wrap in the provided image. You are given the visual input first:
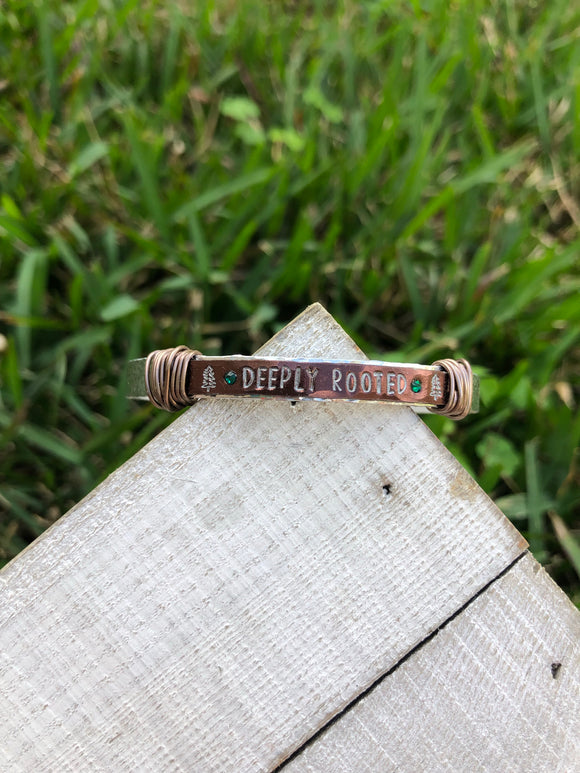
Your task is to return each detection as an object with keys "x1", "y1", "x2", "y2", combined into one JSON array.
[
  {"x1": 145, "y1": 345, "x2": 199, "y2": 411},
  {"x1": 428, "y1": 358, "x2": 473, "y2": 421}
]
